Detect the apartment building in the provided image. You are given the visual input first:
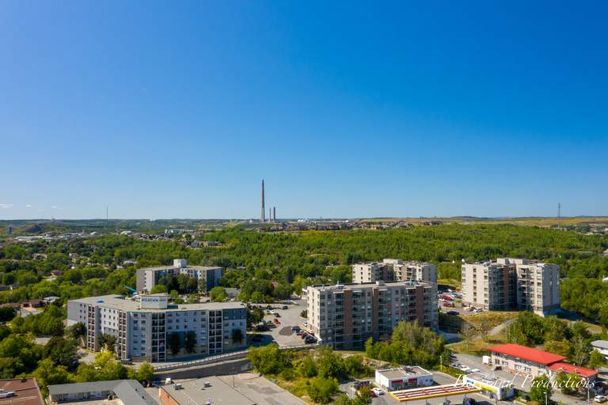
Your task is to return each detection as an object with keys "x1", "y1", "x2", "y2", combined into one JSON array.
[
  {"x1": 515, "y1": 262, "x2": 560, "y2": 315},
  {"x1": 136, "y1": 259, "x2": 224, "y2": 293},
  {"x1": 306, "y1": 281, "x2": 437, "y2": 349},
  {"x1": 352, "y1": 262, "x2": 394, "y2": 283},
  {"x1": 67, "y1": 294, "x2": 246, "y2": 362},
  {"x1": 461, "y1": 258, "x2": 560, "y2": 315},
  {"x1": 352, "y1": 259, "x2": 436, "y2": 284}
]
